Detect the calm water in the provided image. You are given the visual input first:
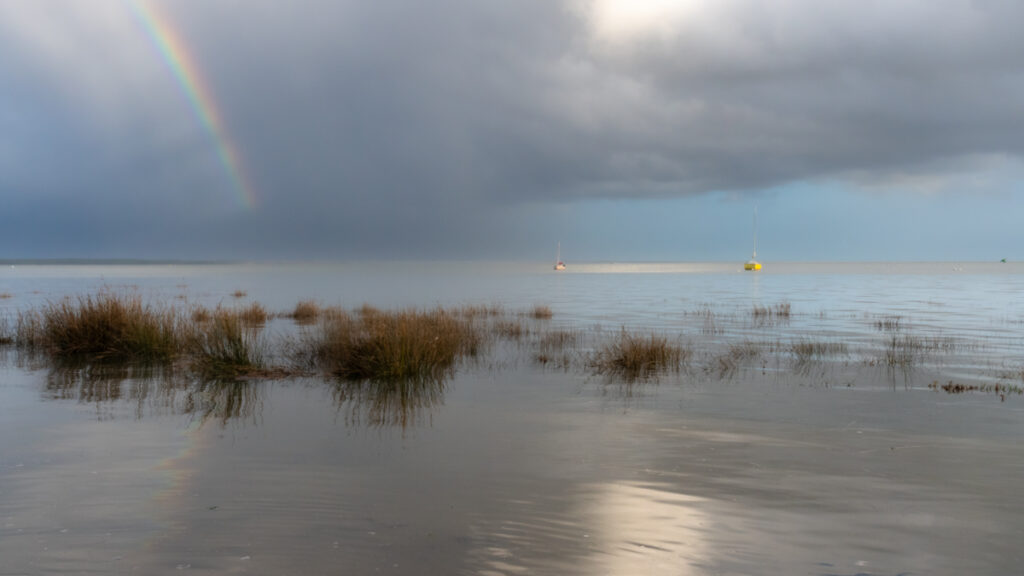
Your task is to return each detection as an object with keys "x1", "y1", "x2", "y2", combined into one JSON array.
[{"x1": 2, "y1": 262, "x2": 1023, "y2": 575}]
